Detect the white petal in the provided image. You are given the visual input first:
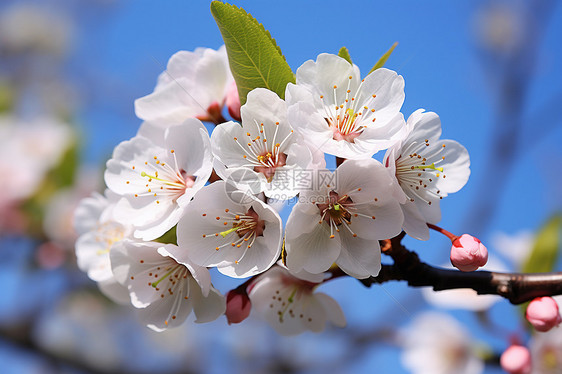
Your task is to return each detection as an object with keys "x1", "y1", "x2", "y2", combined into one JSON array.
[
  {"x1": 334, "y1": 158, "x2": 388, "y2": 202},
  {"x1": 334, "y1": 159, "x2": 404, "y2": 240},
  {"x1": 97, "y1": 277, "x2": 131, "y2": 305},
  {"x1": 139, "y1": 282, "x2": 193, "y2": 332},
  {"x1": 110, "y1": 240, "x2": 174, "y2": 308},
  {"x1": 354, "y1": 112, "x2": 407, "y2": 156},
  {"x1": 296, "y1": 53, "x2": 360, "y2": 100},
  {"x1": 358, "y1": 68, "x2": 405, "y2": 126},
  {"x1": 405, "y1": 109, "x2": 442, "y2": 142},
  {"x1": 434, "y1": 139, "x2": 470, "y2": 194},
  {"x1": 315, "y1": 292, "x2": 346, "y2": 328},
  {"x1": 415, "y1": 195, "x2": 442, "y2": 225},
  {"x1": 191, "y1": 284, "x2": 226, "y2": 323},
  {"x1": 135, "y1": 77, "x2": 210, "y2": 123},
  {"x1": 284, "y1": 202, "x2": 322, "y2": 238},
  {"x1": 336, "y1": 231, "x2": 381, "y2": 278},
  {"x1": 241, "y1": 88, "x2": 287, "y2": 128},
  {"x1": 165, "y1": 119, "x2": 212, "y2": 179},
  {"x1": 401, "y1": 200, "x2": 430, "y2": 240},
  {"x1": 157, "y1": 245, "x2": 212, "y2": 297},
  {"x1": 211, "y1": 121, "x2": 249, "y2": 170},
  {"x1": 285, "y1": 218, "x2": 341, "y2": 274},
  {"x1": 73, "y1": 192, "x2": 106, "y2": 235},
  {"x1": 75, "y1": 232, "x2": 113, "y2": 282}
]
